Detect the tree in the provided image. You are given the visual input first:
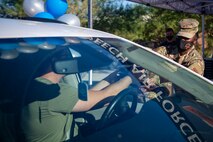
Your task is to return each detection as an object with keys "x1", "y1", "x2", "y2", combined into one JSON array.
[
  {"x1": 94, "y1": 2, "x2": 151, "y2": 41},
  {"x1": 0, "y1": 0, "x2": 24, "y2": 18},
  {"x1": 93, "y1": 2, "x2": 212, "y2": 57},
  {"x1": 0, "y1": 0, "x2": 105, "y2": 27},
  {"x1": 67, "y1": 0, "x2": 108, "y2": 27}
]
